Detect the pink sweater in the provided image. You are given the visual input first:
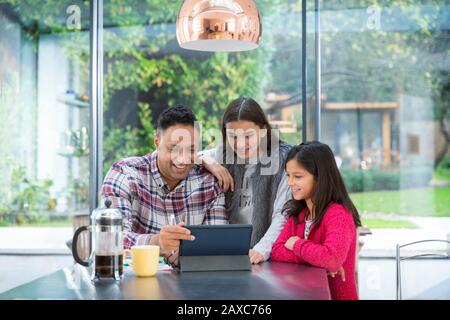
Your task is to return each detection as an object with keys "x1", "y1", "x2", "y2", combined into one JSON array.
[{"x1": 271, "y1": 203, "x2": 358, "y2": 300}]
